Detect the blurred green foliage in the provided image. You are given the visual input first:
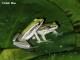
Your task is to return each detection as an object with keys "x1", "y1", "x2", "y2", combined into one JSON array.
[
  {"x1": 0, "y1": 0, "x2": 80, "y2": 60},
  {"x1": 49, "y1": 0, "x2": 80, "y2": 23}
]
